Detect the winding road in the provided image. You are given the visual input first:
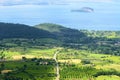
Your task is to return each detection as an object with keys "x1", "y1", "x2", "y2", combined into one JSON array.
[{"x1": 53, "y1": 51, "x2": 60, "y2": 80}]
